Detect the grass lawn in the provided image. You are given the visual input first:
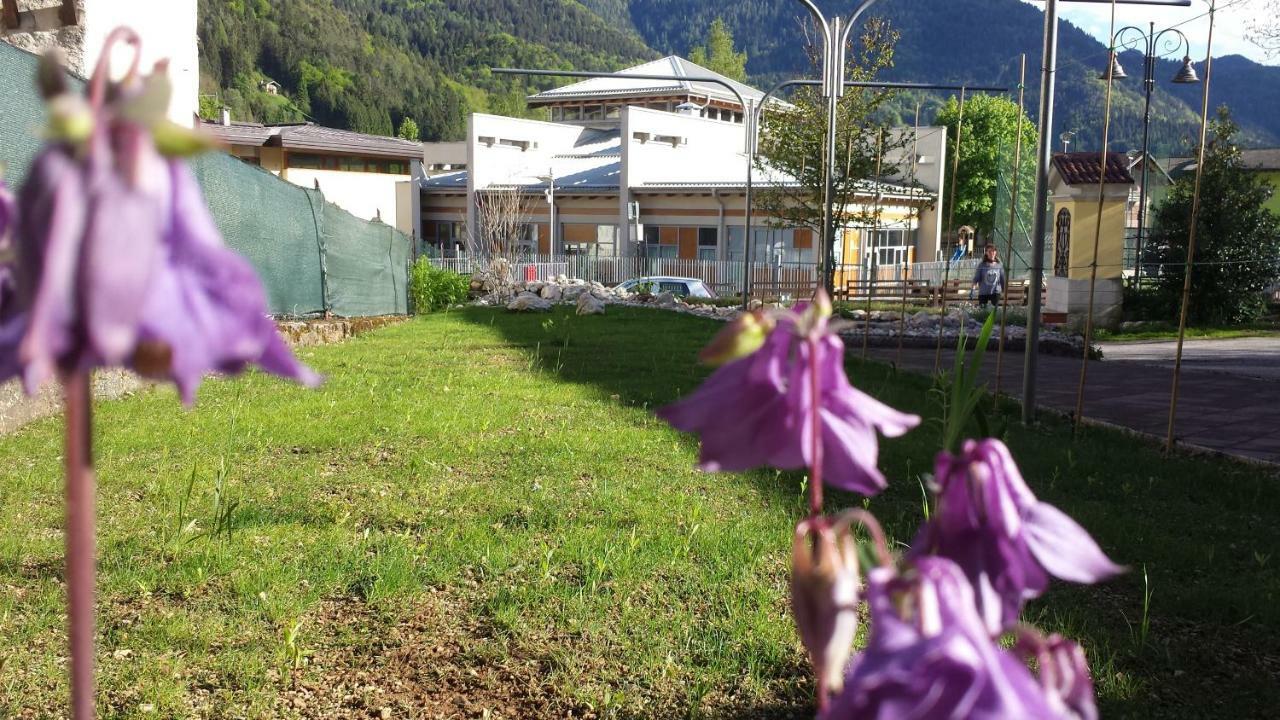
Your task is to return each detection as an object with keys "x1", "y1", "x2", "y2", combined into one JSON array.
[
  {"x1": 0, "y1": 307, "x2": 1277, "y2": 718},
  {"x1": 1095, "y1": 321, "x2": 1280, "y2": 343}
]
